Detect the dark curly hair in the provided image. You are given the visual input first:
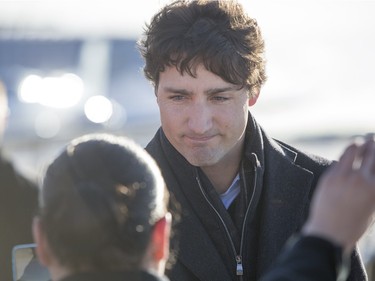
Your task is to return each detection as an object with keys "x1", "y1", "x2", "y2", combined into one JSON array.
[{"x1": 138, "y1": 0, "x2": 267, "y2": 97}]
